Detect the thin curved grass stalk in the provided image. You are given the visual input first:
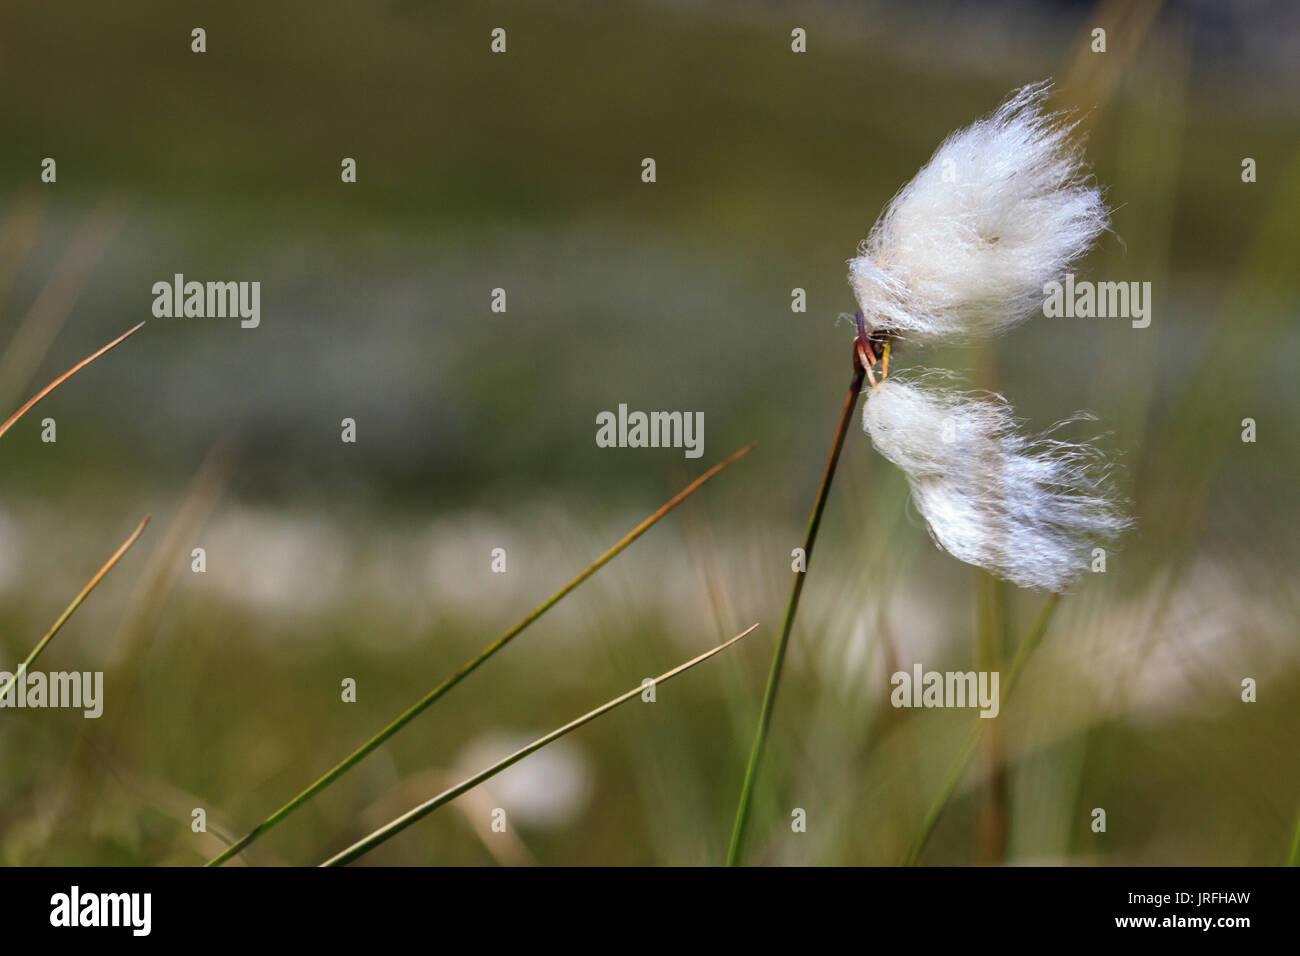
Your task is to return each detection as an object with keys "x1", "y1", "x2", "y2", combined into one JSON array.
[
  {"x1": 104, "y1": 442, "x2": 236, "y2": 681},
  {"x1": 0, "y1": 321, "x2": 145, "y2": 440},
  {"x1": 321, "y1": 622, "x2": 760, "y2": 867},
  {"x1": 902, "y1": 592, "x2": 1061, "y2": 865},
  {"x1": 1289, "y1": 810, "x2": 1300, "y2": 866},
  {"x1": 0, "y1": 515, "x2": 150, "y2": 703},
  {"x1": 207, "y1": 442, "x2": 756, "y2": 866},
  {"x1": 727, "y1": 355, "x2": 866, "y2": 866},
  {"x1": 974, "y1": 569, "x2": 1010, "y2": 861},
  {"x1": 0, "y1": 195, "x2": 45, "y2": 313}
]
